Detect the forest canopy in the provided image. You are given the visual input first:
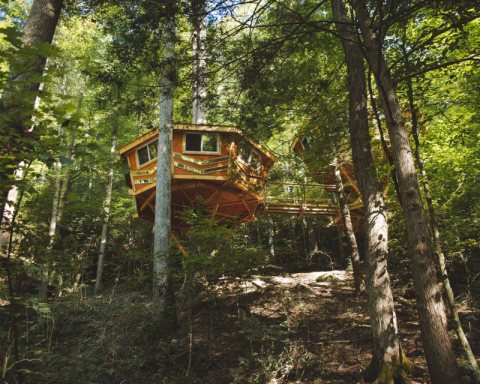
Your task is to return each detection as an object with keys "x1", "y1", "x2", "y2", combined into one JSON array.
[{"x1": 0, "y1": 0, "x2": 479, "y2": 383}]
